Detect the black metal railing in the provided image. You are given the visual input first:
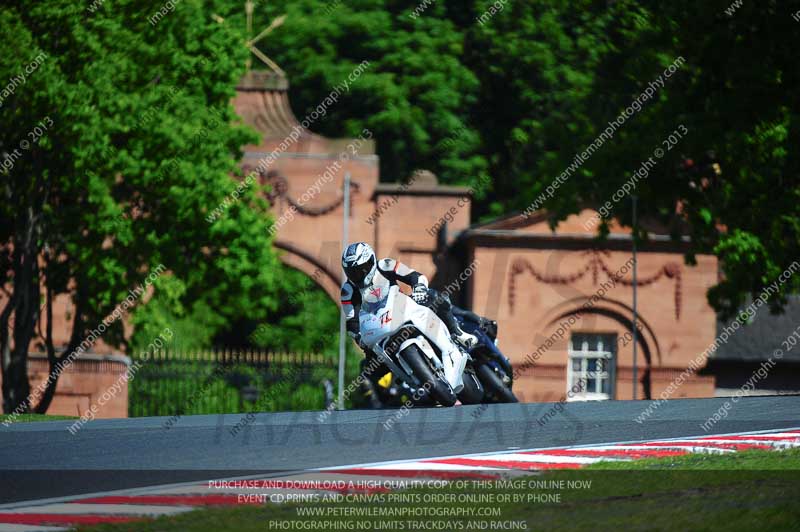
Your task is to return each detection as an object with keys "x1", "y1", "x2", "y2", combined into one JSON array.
[{"x1": 128, "y1": 347, "x2": 337, "y2": 417}]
